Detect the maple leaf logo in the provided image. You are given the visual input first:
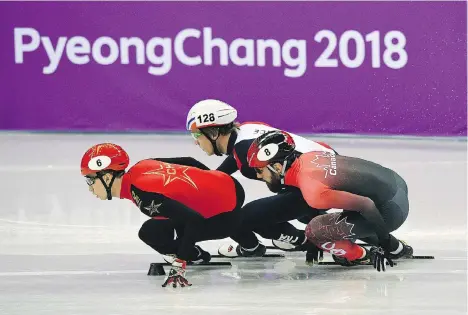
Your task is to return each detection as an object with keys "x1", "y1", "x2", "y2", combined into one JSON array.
[
  {"x1": 309, "y1": 152, "x2": 337, "y2": 178},
  {"x1": 333, "y1": 214, "x2": 356, "y2": 240},
  {"x1": 306, "y1": 213, "x2": 355, "y2": 243}
]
